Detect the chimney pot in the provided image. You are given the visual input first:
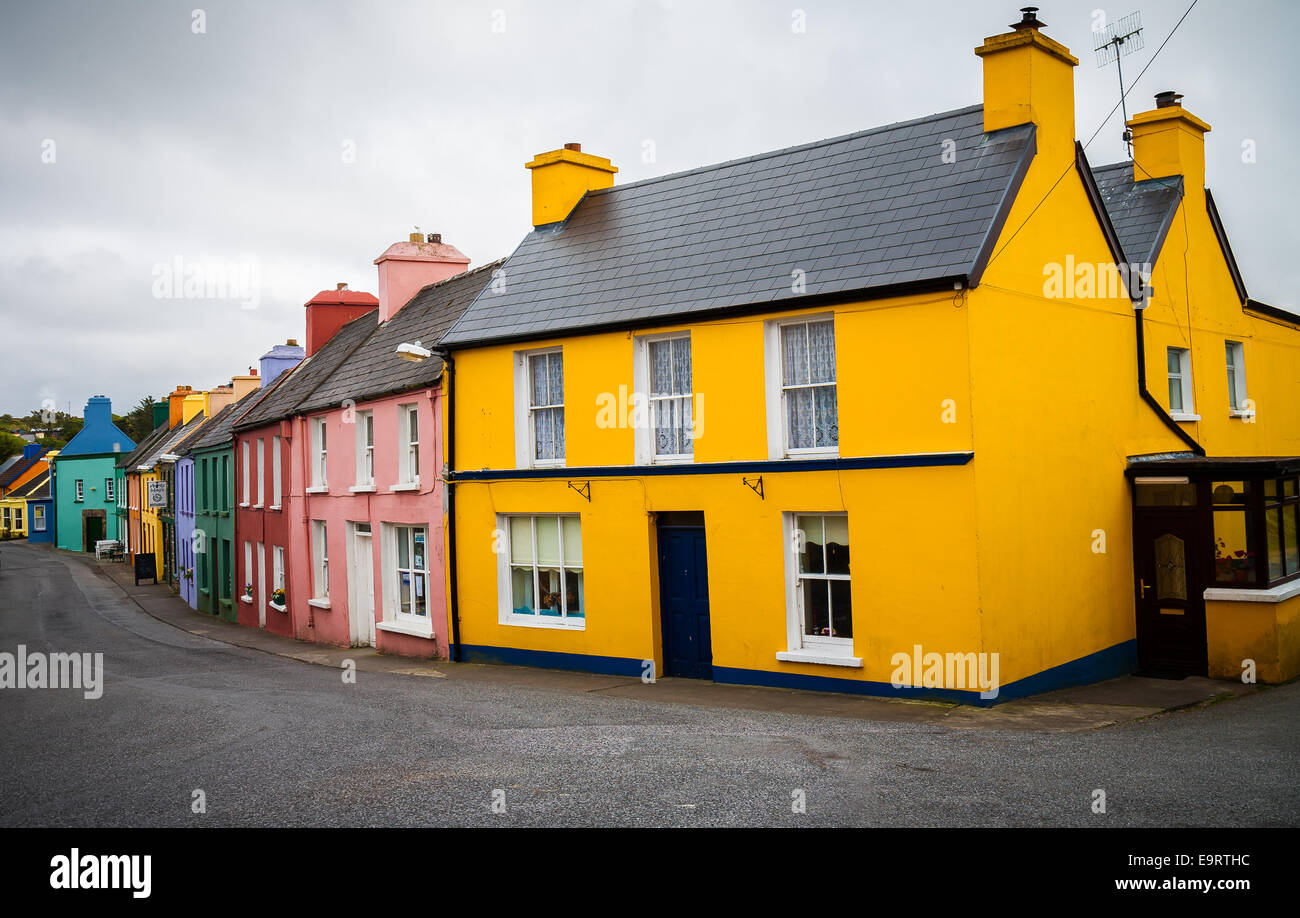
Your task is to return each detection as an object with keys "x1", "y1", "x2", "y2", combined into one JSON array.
[
  {"x1": 336, "y1": 282, "x2": 348, "y2": 290},
  {"x1": 409, "y1": 231, "x2": 423, "y2": 243},
  {"x1": 287, "y1": 338, "x2": 297, "y2": 346},
  {"x1": 1155, "y1": 90, "x2": 1183, "y2": 108},
  {"x1": 1012, "y1": 6, "x2": 1045, "y2": 30},
  {"x1": 428, "y1": 233, "x2": 442, "y2": 244},
  {"x1": 564, "y1": 142, "x2": 582, "y2": 152}
]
